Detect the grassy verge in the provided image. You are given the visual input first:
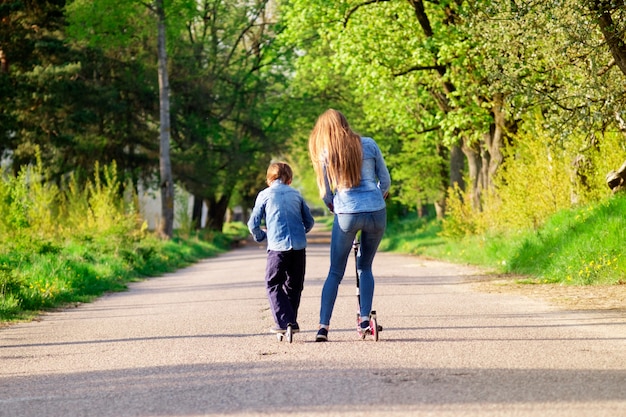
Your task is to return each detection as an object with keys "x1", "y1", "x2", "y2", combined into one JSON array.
[
  {"x1": 7, "y1": 190, "x2": 622, "y2": 325},
  {"x1": 380, "y1": 195, "x2": 626, "y2": 286},
  {"x1": 0, "y1": 223, "x2": 250, "y2": 324},
  {"x1": 0, "y1": 161, "x2": 257, "y2": 325}
]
